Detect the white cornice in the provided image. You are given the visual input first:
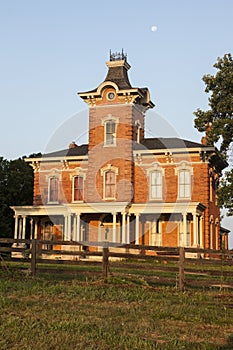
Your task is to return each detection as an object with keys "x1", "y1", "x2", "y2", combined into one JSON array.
[
  {"x1": 11, "y1": 201, "x2": 206, "y2": 217},
  {"x1": 11, "y1": 202, "x2": 130, "y2": 216},
  {"x1": 25, "y1": 155, "x2": 88, "y2": 163},
  {"x1": 105, "y1": 59, "x2": 131, "y2": 70},
  {"x1": 133, "y1": 147, "x2": 214, "y2": 155},
  {"x1": 129, "y1": 202, "x2": 206, "y2": 215}
]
